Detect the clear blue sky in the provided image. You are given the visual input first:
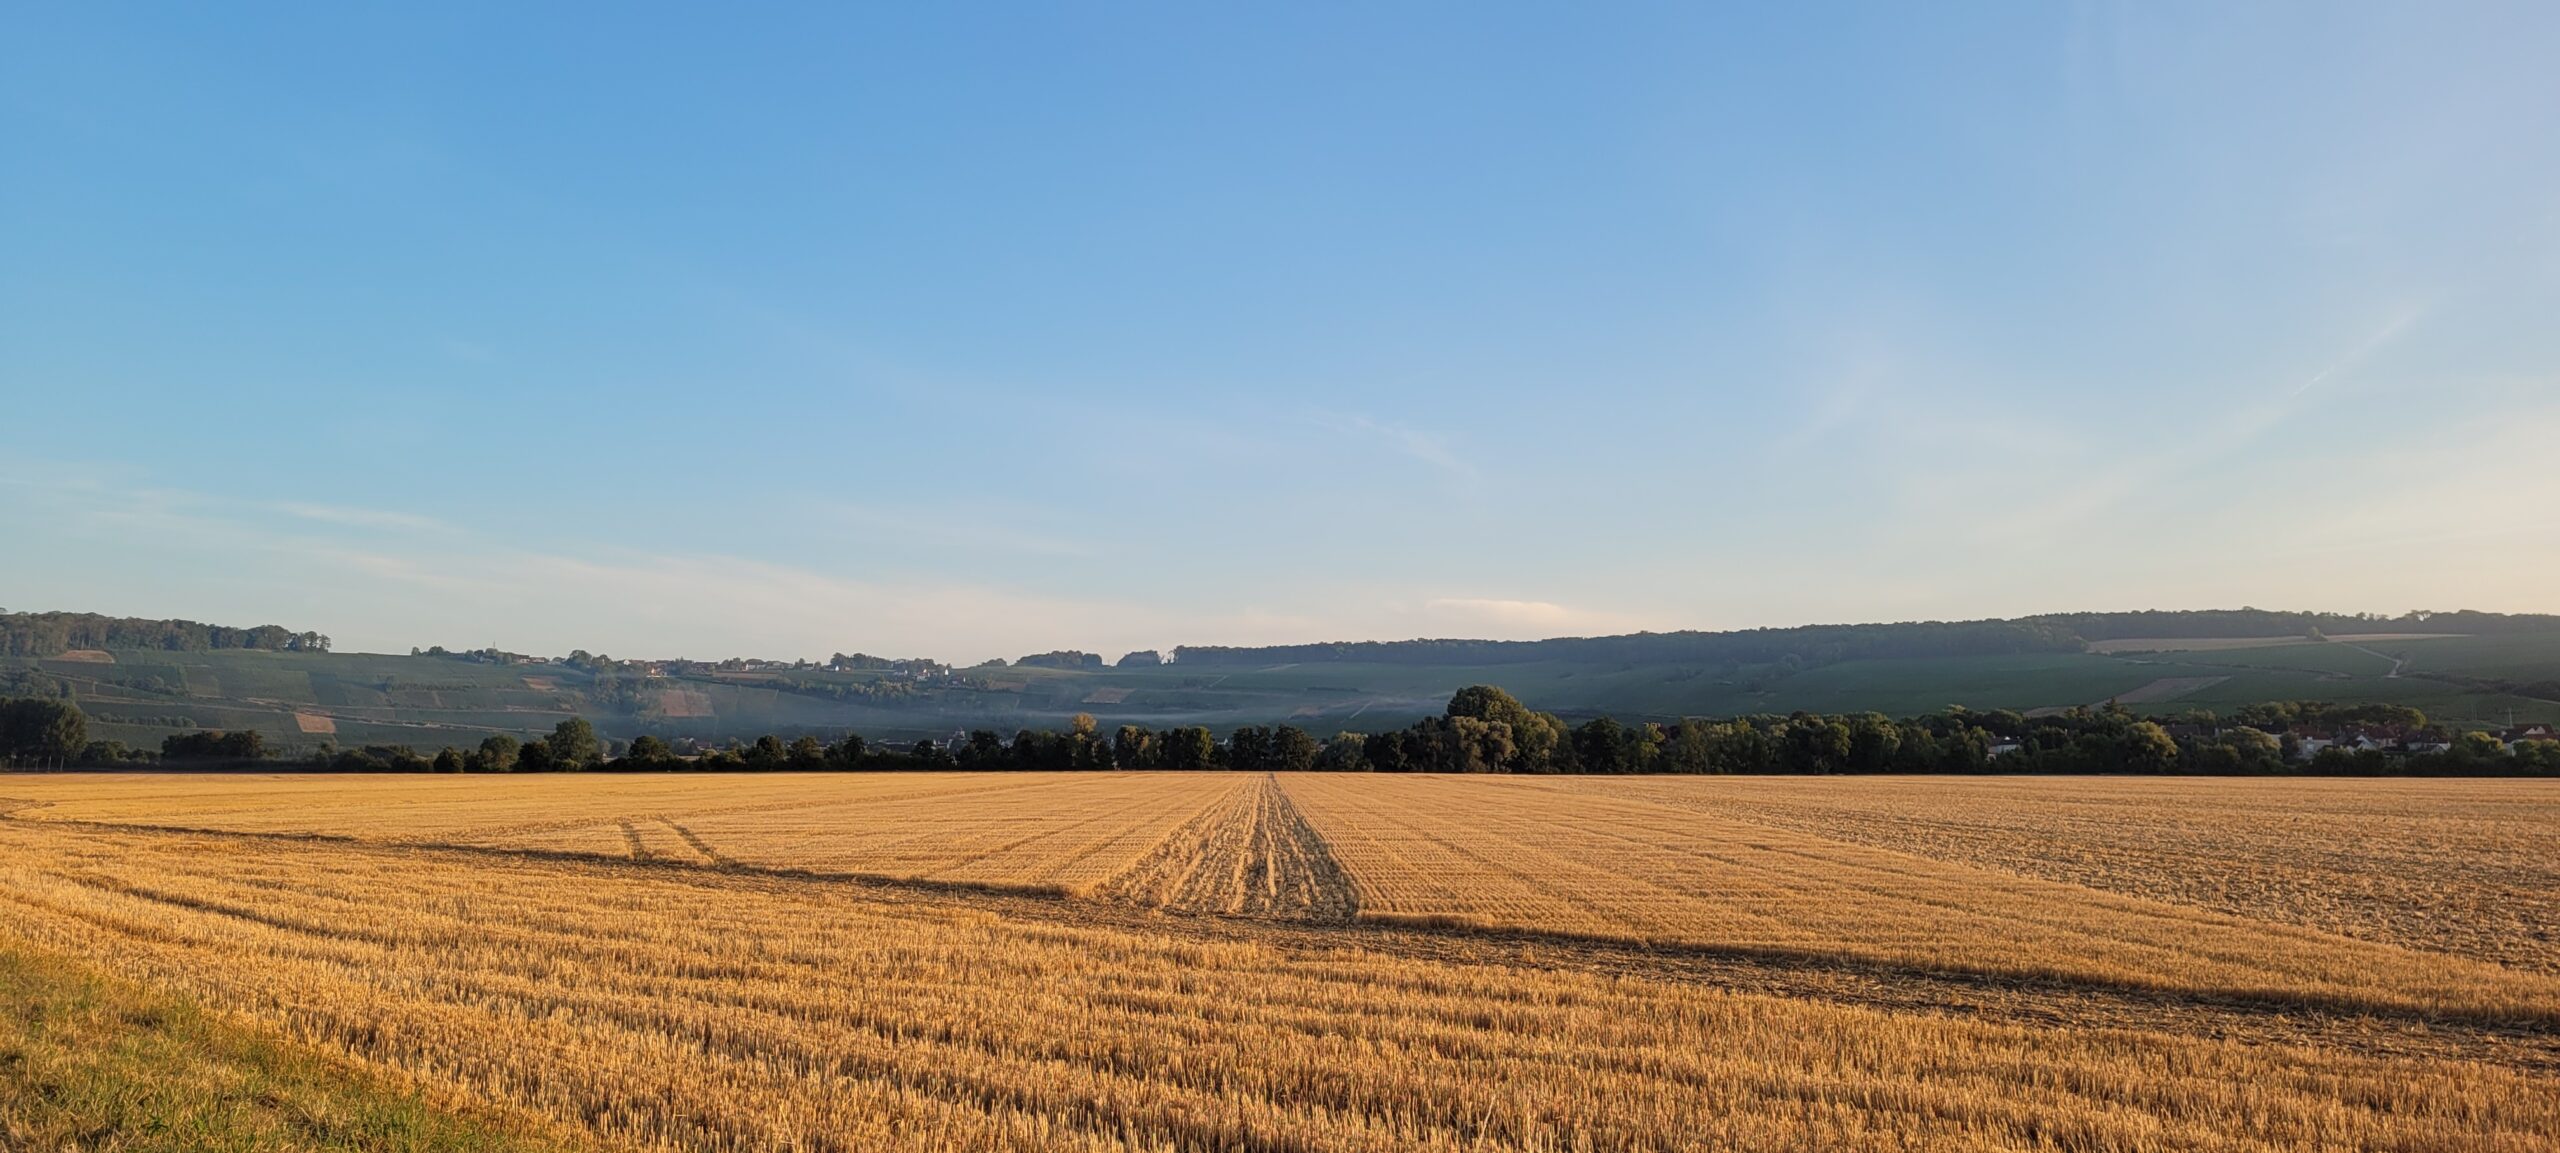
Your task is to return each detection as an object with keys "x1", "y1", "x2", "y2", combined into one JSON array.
[{"x1": 4, "y1": 2, "x2": 2555, "y2": 660}]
